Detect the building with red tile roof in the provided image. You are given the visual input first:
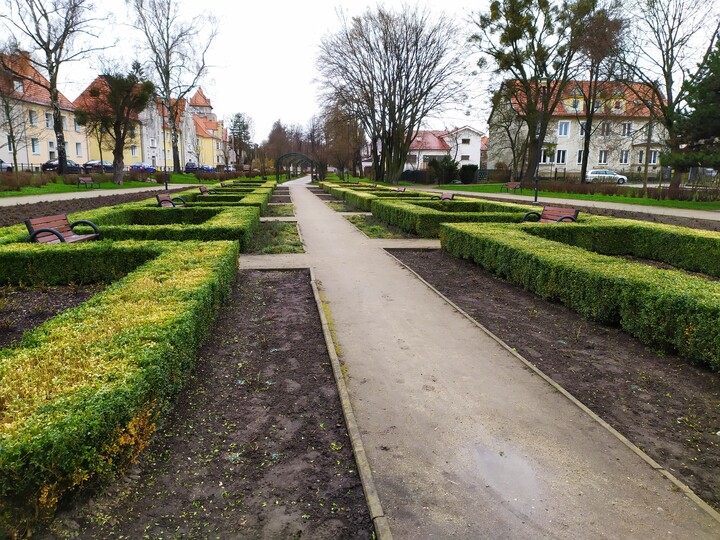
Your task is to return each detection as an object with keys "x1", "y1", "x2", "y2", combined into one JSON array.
[
  {"x1": 488, "y1": 79, "x2": 667, "y2": 179},
  {"x1": 0, "y1": 52, "x2": 88, "y2": 170}
]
